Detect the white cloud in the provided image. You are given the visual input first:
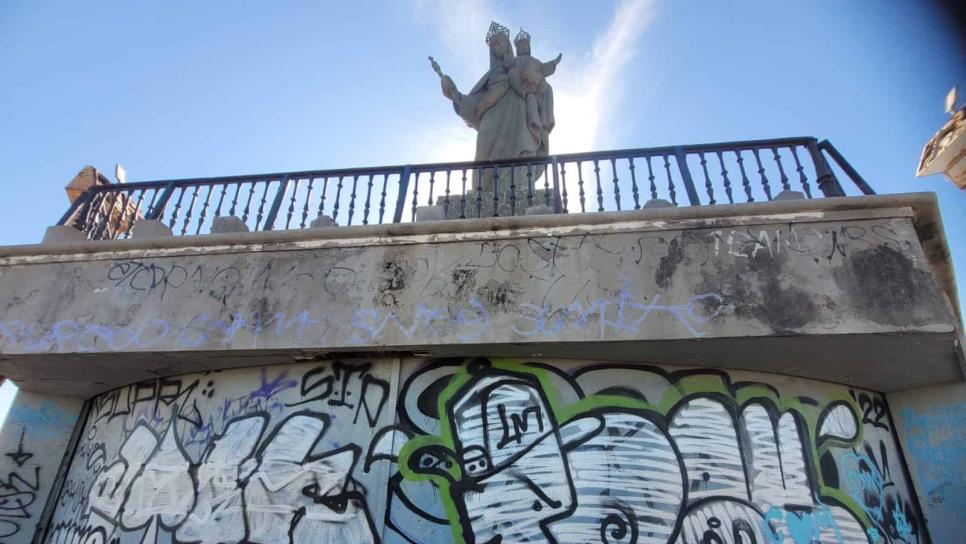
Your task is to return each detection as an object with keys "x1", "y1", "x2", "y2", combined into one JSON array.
[
  {"x1": 410, "y1": 0, "x2": 657, "y2": 166},
  {"x1": 553, "y1": 0, "x2": 657, "y2": 153}
]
